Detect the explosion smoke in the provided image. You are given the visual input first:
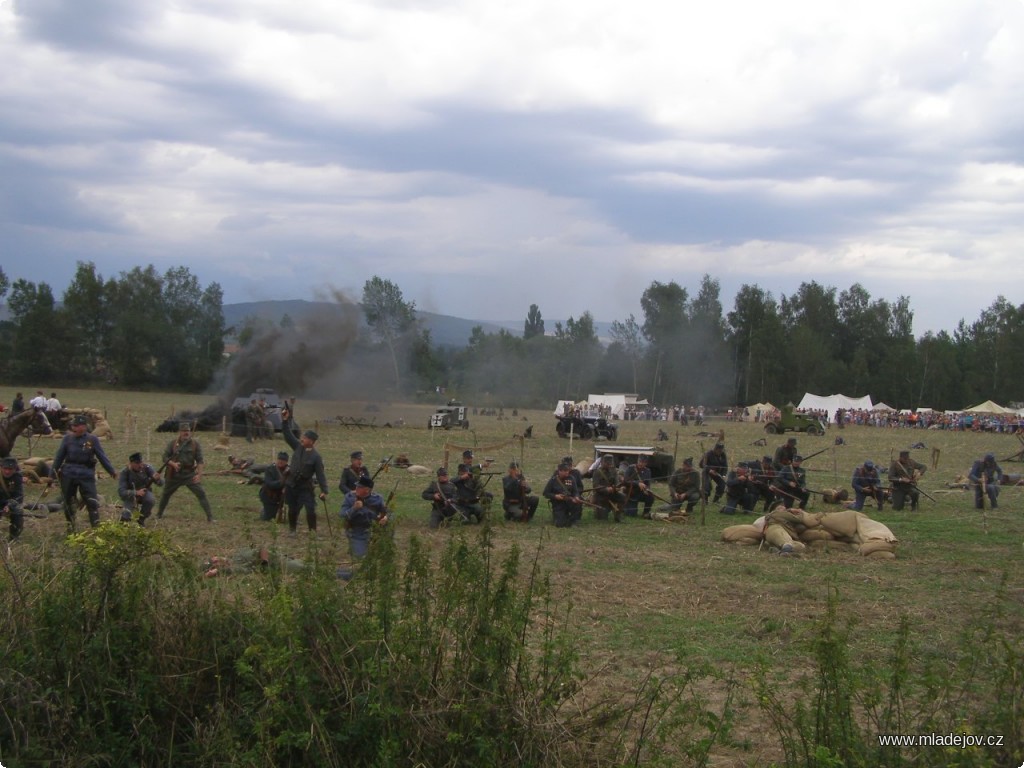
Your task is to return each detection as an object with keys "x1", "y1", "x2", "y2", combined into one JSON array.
[{"x1": 223, "y1": 289, "x2": 360, "y2": 400}]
